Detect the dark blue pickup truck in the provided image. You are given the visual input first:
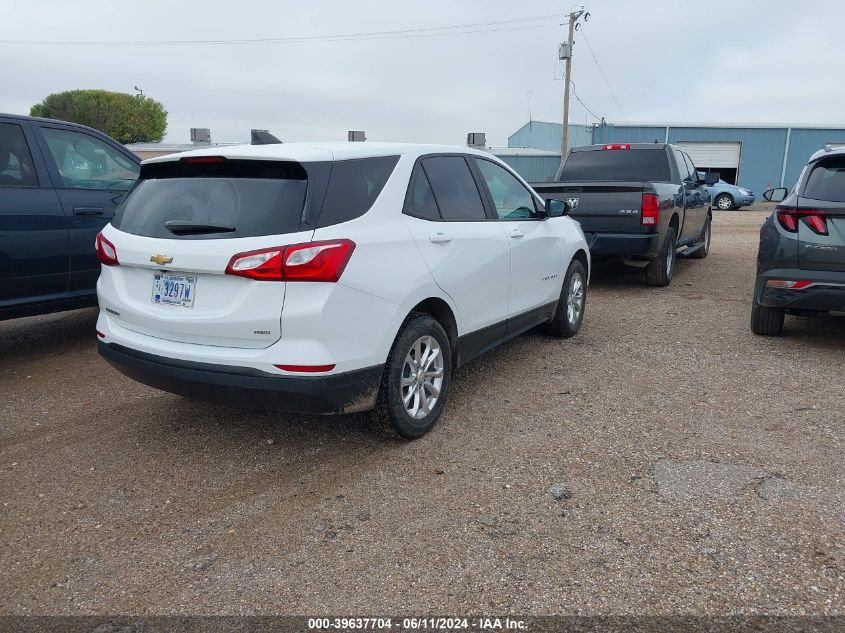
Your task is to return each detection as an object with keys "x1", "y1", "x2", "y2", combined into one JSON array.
[
  {"x1": 532, "y1": 143, "x2": 717, "y2": 286},
  {"x1": 0, "y1": 114, "x2": 140, "y2": 320}
]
